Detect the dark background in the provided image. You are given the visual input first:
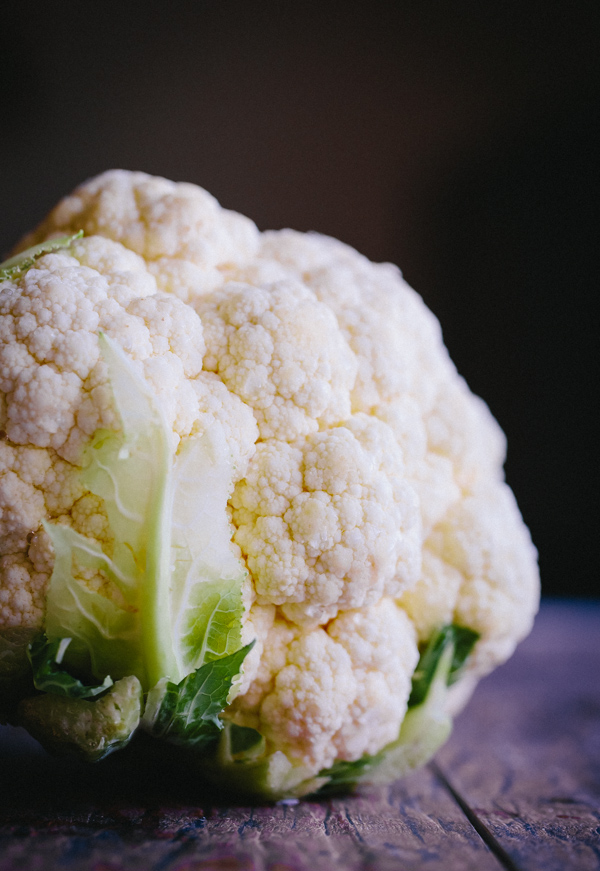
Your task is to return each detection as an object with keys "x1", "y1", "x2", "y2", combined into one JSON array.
[{"x1": 1, "y1": 2, "x2": 598, "y2": 598}]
